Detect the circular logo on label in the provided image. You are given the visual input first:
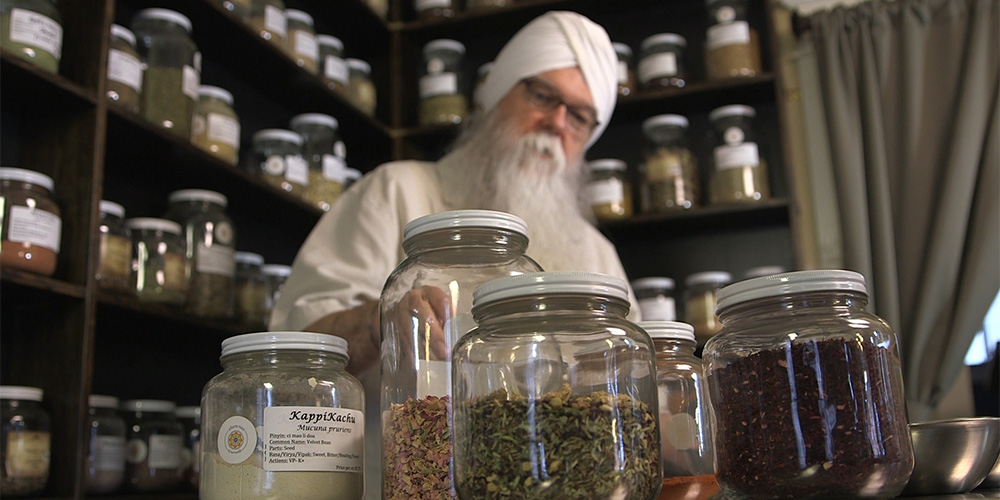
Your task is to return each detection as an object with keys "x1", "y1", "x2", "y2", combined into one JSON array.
[
  {"x1": 334, "y1": 141, "x2": 347, "y2": 159},
  {"x1": 724, "y1": 126, "x2": 745, "y2": 145},
  {"x1": 264, "y1": 155, "x2": 285, "y2": 175},
  {"x1": 215, "y1": 221, "x2": 234, "y2": 245},
  {"x1": 717, "y1": 6, "x2": 736, "y2": 23},
  {"x1": 126, "y1": 438, "x2": 148, "y2": 464},
  {"x1": 218, "y1": 415, "x2": 256, "y2": 464},
  {"x1": 427, "y1": 58, "x2": 445, "y2": 75}
]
